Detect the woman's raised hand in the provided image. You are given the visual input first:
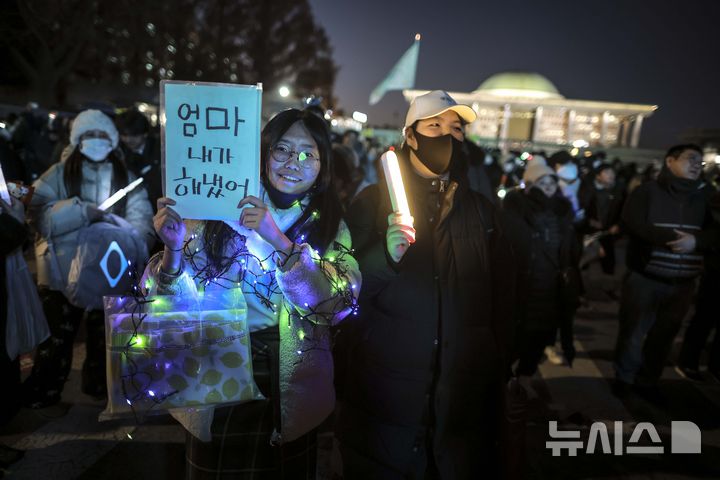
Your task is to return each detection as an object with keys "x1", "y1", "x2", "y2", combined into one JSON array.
[
  {"x1": 238, "y1": 196, "x2": 292, "y2": 253},
  {"x1": 154, "y1": 197, "x2": 186, "y2": 250}
]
